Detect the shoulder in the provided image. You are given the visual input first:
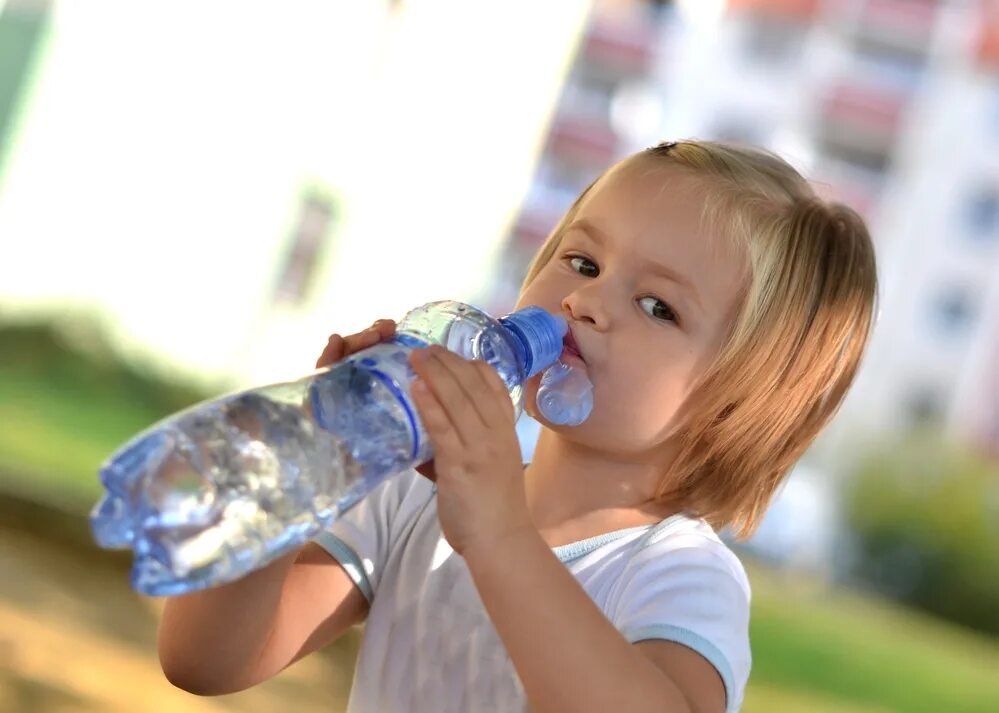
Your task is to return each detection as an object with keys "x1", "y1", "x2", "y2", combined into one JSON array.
[
  {"x1": 313, "y1": 469, "x2": 438, "y2": 602},
  {"x1": 631, "y1": 513, "x2": 751, "y2": 600},
  {"x1": 615, "y1": 515, "x2": 752, "y2": 713}
]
